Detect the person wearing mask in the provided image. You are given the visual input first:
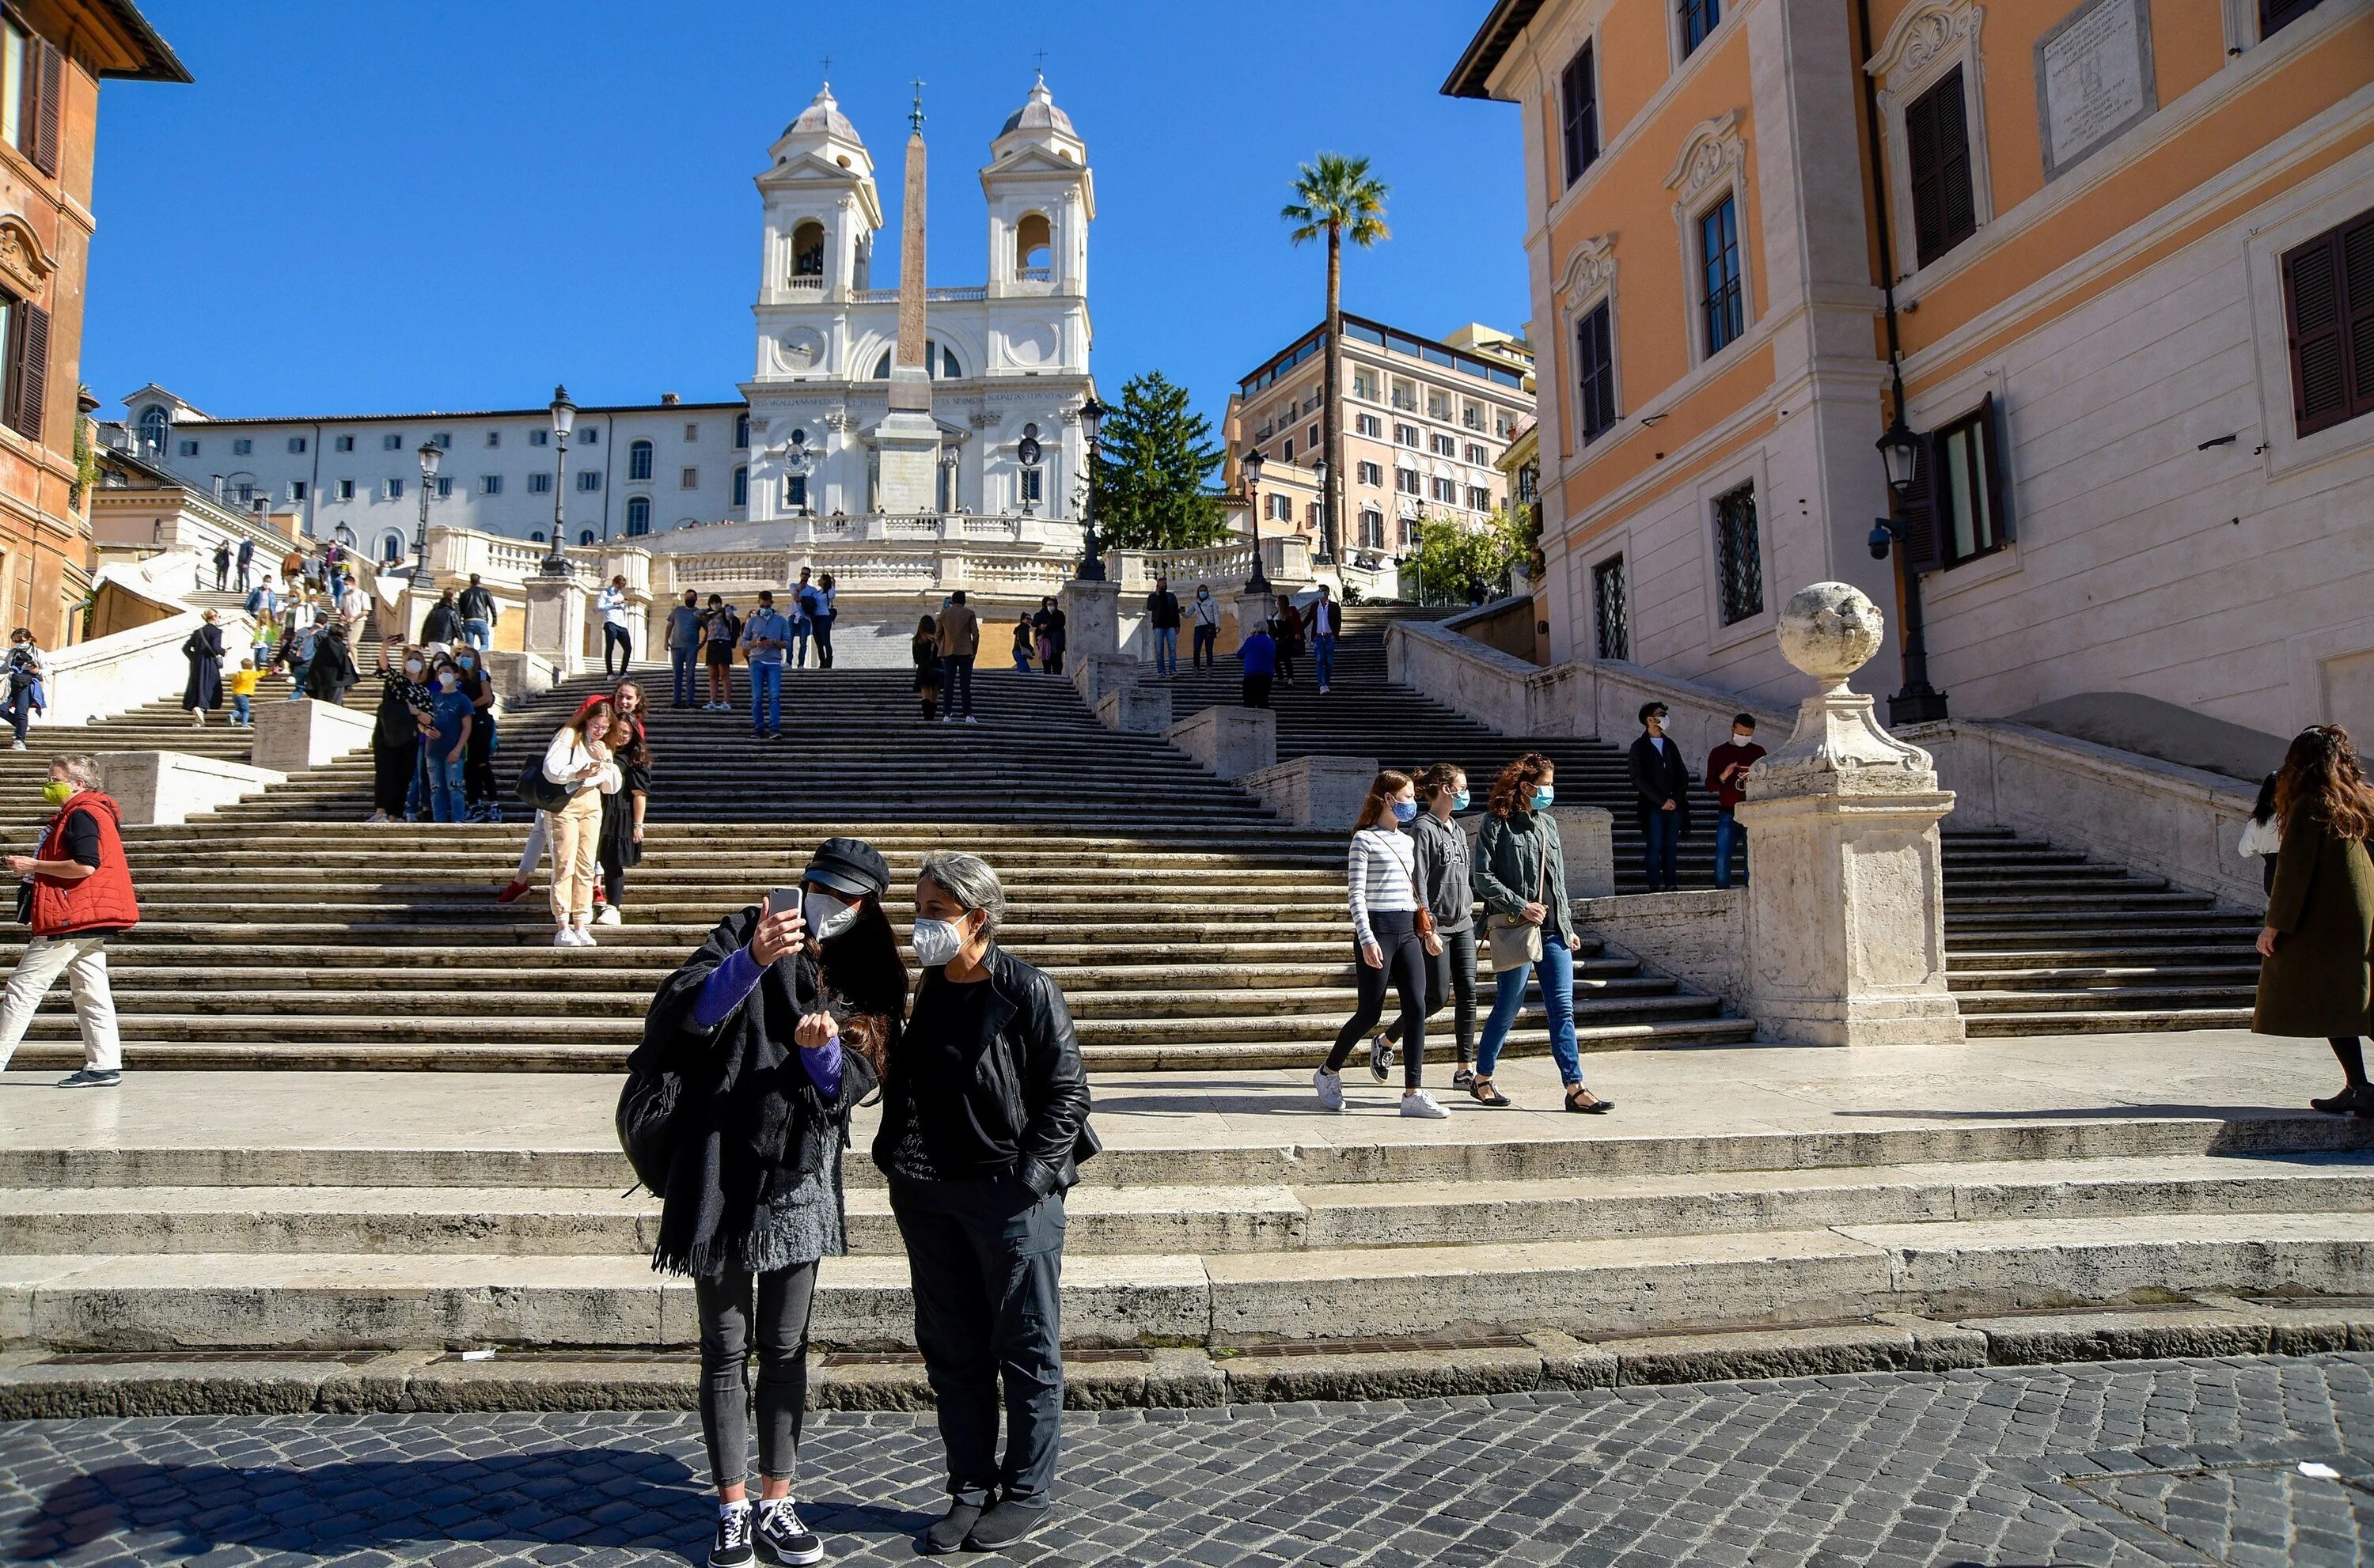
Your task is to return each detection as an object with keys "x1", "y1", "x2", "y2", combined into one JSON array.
[
  {"x1": 1190, "y1": 584, "x2": 1221, "y2": 670},
  {"x1": 1143, "y1": 577, "x2": 1181, "y2": 677},
  {"x1": 1238, "y1": 620, "x2": 1276, "y2": 710},
  {"x1": 1270, "y1": 596, "x2": 1303, "y2": 687},
  {"x1": 1628, "y1": 702, "x2": 1693, "y2": 893},
  {"x1": 499, "y1": 683, "x2": 645, "y2": 904},
  {"x1": 596, "y1": 575, "x2": 635, "y2": 680},
  {"x1": 936, "y1": 590, "x2": 980, "y2": 725},
  {"x1": 1307, "y1": 584, "x2": 1341, "y2": 695},
  {"x1": 457, "y1": 573, "x2": 499, "y2": 652},
  {"x1": 1705, "y1": 714, "x2": 1766, "y2": 890},
  {"x1": 1474, "y1": 753, "x2": 1614, "y2": 1114},
  {"x1": 423, "y1": 656, "x2": 475, "y2": 824},
  {"x1": 876, "y1": 851, "x2": 1097, "y2": 1555},
  {"x1": 234, "y1": 536, "x2": 255, "y2": 593},
  {"x1": 304, "y1": 619, "x2": 361, "y2": 706},
  {"x1": 596, "y1": 704, "x2": 650, "y2": 926},
  {"x1": 1377, "y1": 764, "x2": 1481, "y2": 1099},
  {"x1": 813, "y1": 573, "x2": 839, "y2": 669},
  {"x1": 455, "y1": 646, "x2": 501, "y2": 823},
  {"x1": 2, "y1": 628, "x2": 44, "y2": 752},
  {"x1": 366, "y1": 647, "x2": 433, "y2": 825},
  {"x1": 702, "y1": 595, "x2": 741, "y2": 711},
  {"x1": 2253, "y1": 725, "x2": 2374, "y2": 1117},
  {"x1": 211, "y1": 540, "x2": 231, "y2": 593},
  {"x1": 789, "y1": 568, "x2": 819, "y2": 670},
  {"x1": 338, "y1": 576, "x2": 369, "y2": 635},
  {"x1": 664, "y1": 589, "x2": 705, "y2": 710},
  {"x1": 544, "y1": 699, "x2": 621, "y2": 947},
  {"x1": 1030, "y1": 595, "x2": 1066, "y2": 676},
  {"x1": 738, "y1": 591, "x2": 790, "y2": 740},
  {"x1": 182, "y1": 609, "x2": 227, "y2": 728},
  {"x1": 915, "y1": 615, "x2": 944, "y2": 722},
  {"x1": 639, "y1": 838, "x2": 903, "y2": 1568},
  {"x1": 0, "y1": 754, "x2": 140, "y2": 1088},
  {"x1": 419, "y1": 588, "x2": 466, "y2": 651},
  {"x1": 1314, "y1": 771, "x2": 1444, "y2": 1118},
  {"x1": 1009, "y1": 613, "x2": 1034, "y2": 674}
]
